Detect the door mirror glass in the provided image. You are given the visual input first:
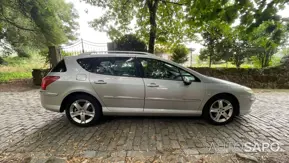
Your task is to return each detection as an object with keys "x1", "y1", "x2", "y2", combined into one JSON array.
[
  {"x1": 183, "y1": 76, "x2": 193, "y2": 85},
  {"x1": 180, "y1": 70, "x2": 195, "y2": 85}
]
